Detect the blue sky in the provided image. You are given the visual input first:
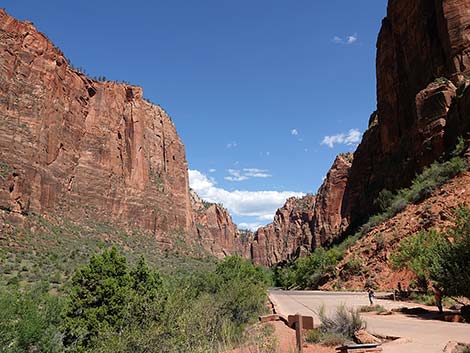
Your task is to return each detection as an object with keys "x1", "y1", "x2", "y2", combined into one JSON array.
[{"x1": 4, "y1": 0, "x2": 387, "y2": 230}]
